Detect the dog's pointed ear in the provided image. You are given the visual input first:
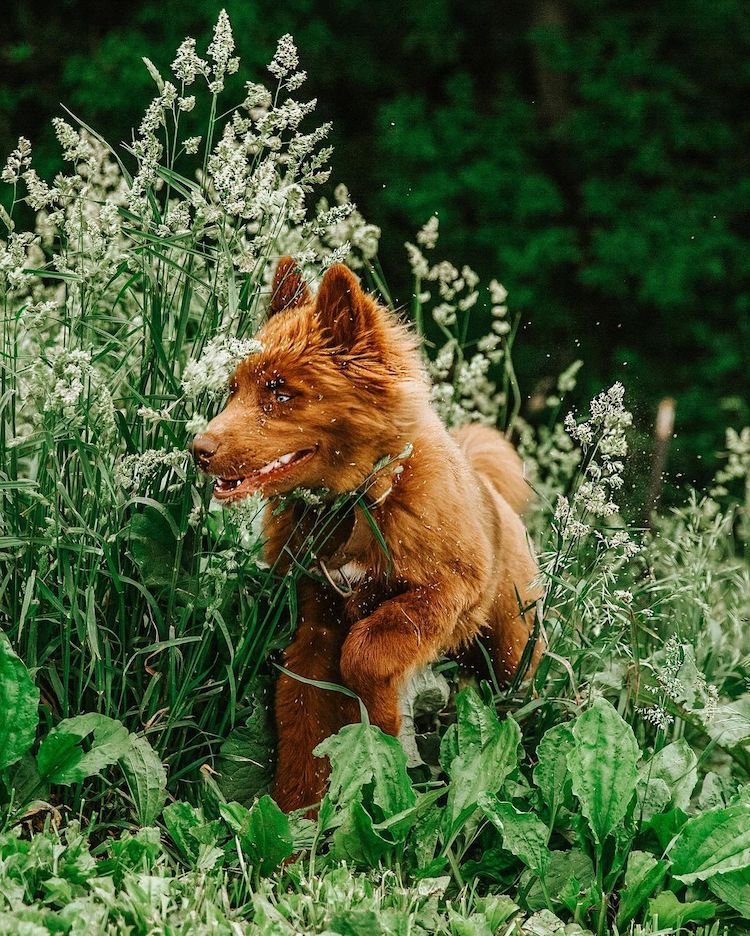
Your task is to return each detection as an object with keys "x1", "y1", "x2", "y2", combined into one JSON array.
[
  {"x1": 269, "y1": 256, "x2": 311, "y2": 317},
  {"x1": 315, "y1": 264, "x2": 372, "y2": 349}
]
